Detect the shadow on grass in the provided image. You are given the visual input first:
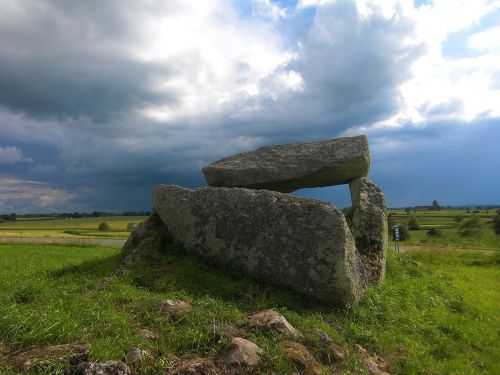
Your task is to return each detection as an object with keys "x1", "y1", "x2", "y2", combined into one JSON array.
[
  {"x1": 50, "y1": 253, "x2": 122, "y2": 278},
  {"x1": 125, "y1": 243, "x2": 330, "y2": 313}
]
